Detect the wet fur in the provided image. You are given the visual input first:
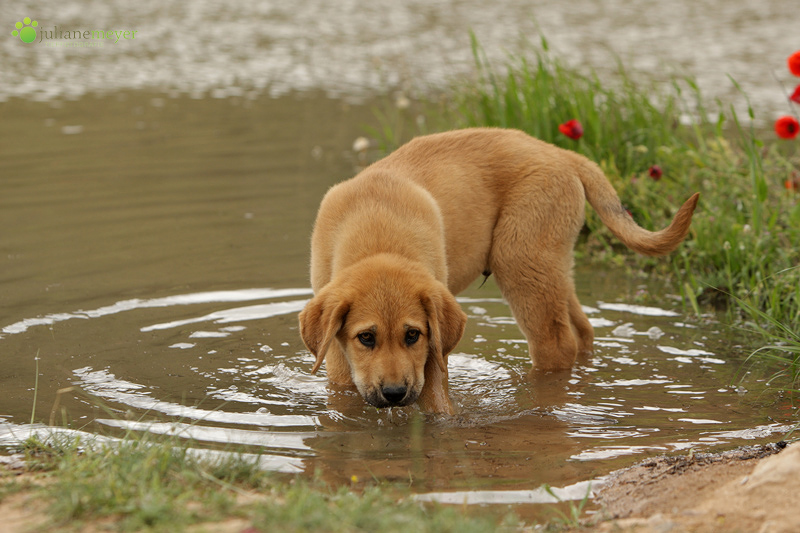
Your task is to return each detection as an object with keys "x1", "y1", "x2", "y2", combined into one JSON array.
[{"x1": 298, "y1": 128, "x2": 699, "y2": 414}]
